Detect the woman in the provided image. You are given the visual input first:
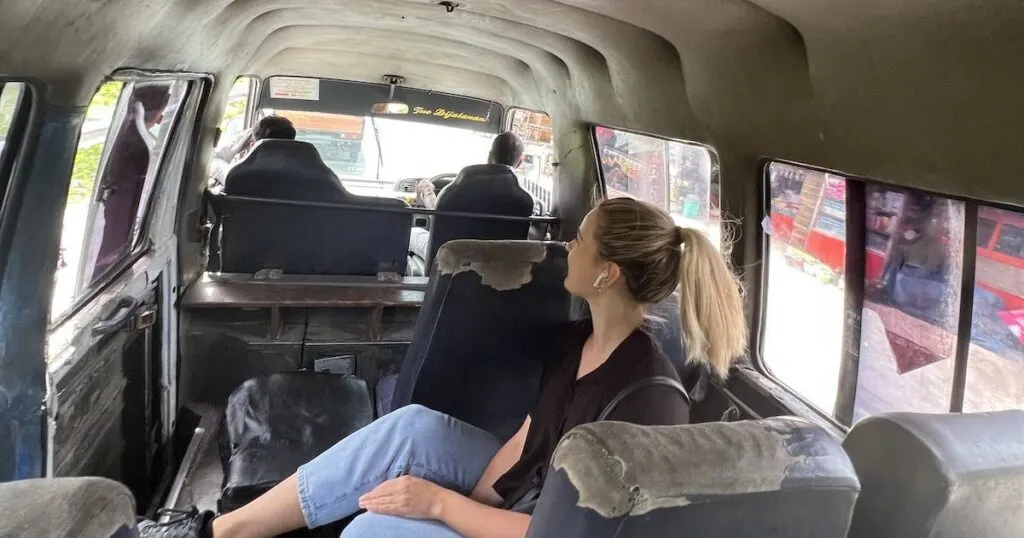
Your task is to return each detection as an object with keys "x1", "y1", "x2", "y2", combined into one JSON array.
[{"x1": 140, "y1": 197, "x2": 747, "y2": 538}]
